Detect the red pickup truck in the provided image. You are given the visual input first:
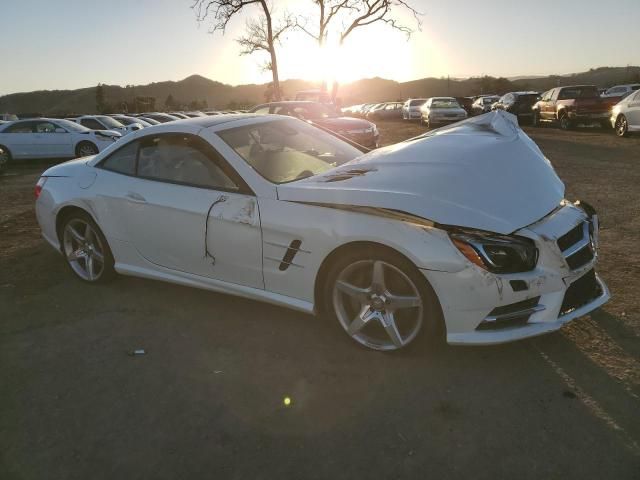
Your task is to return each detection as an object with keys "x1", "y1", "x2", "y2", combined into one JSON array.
[{"x1": 532, "y1": 85, "x2": 614, "y2": 130}]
